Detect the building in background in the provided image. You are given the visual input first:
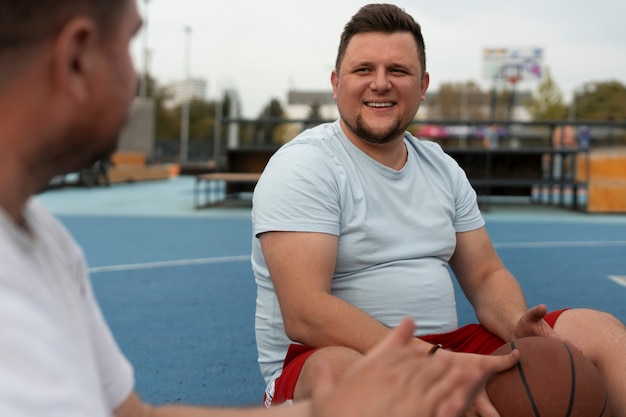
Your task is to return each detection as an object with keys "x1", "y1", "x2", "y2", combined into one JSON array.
[
  {"x1": 285, "y1": 90, "x2": 338, "y2": 120},
  {"x1": 163, "y1": 77, "x2": 208, "y2": 109}
]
